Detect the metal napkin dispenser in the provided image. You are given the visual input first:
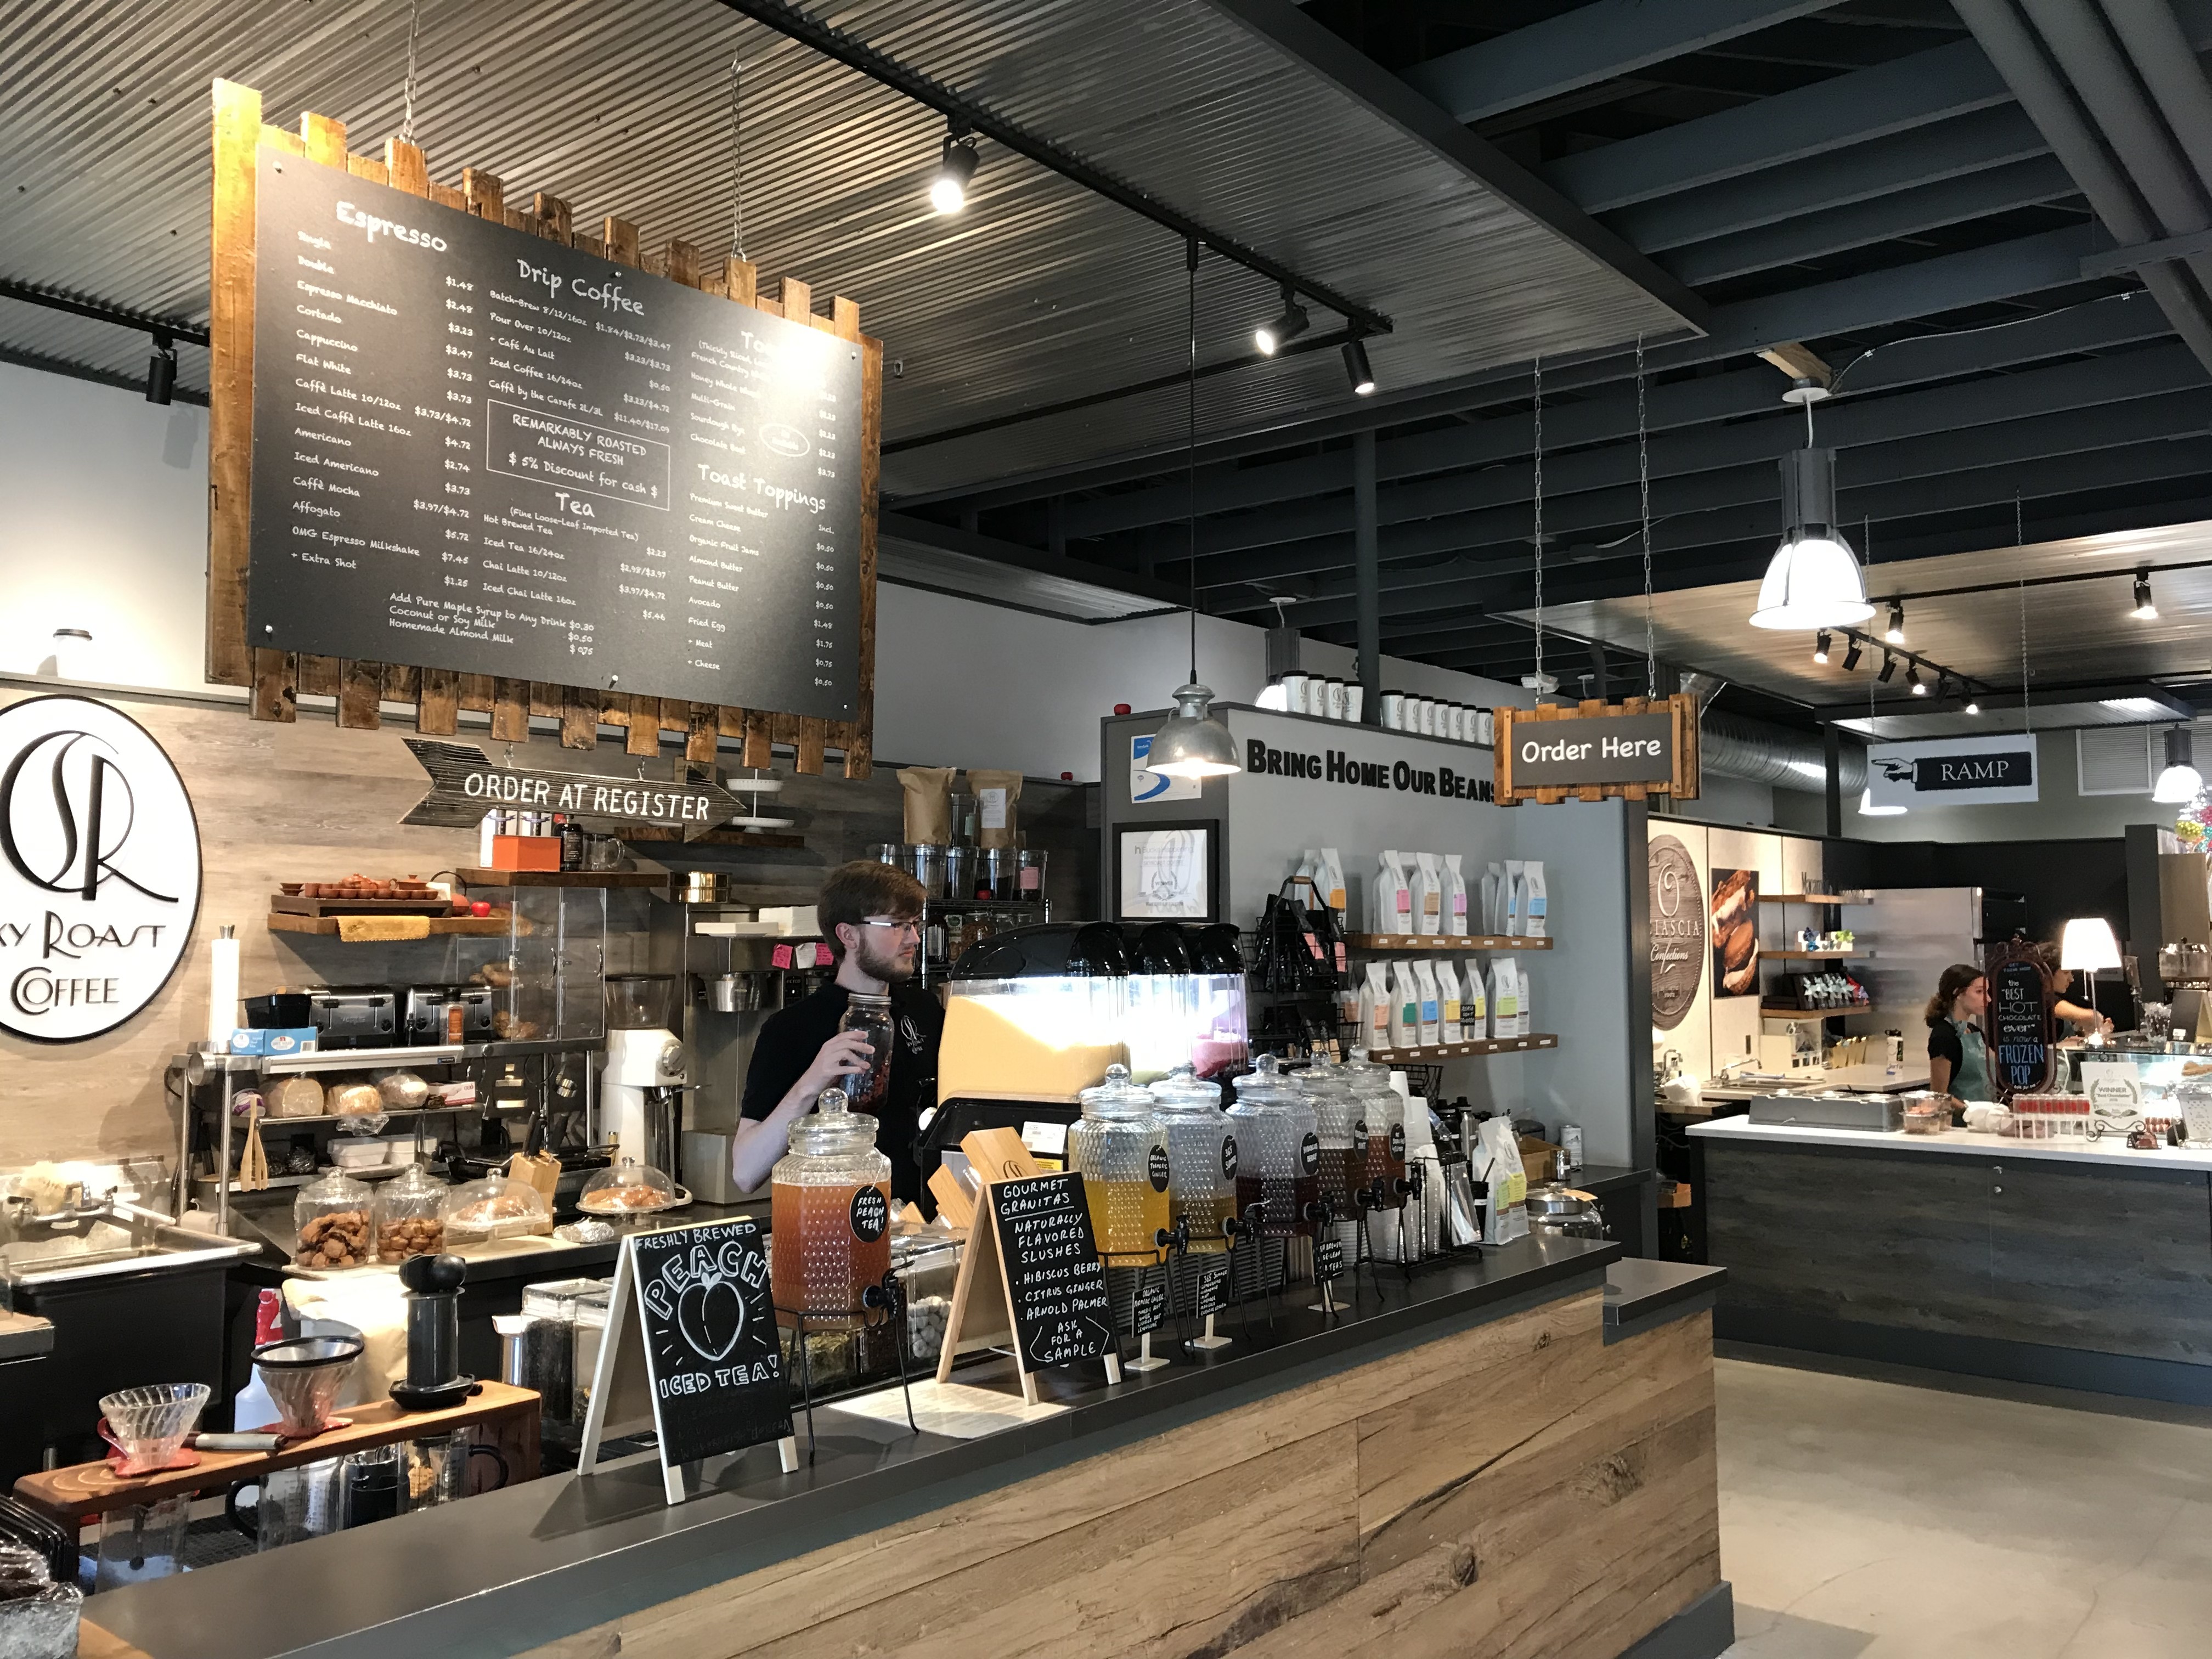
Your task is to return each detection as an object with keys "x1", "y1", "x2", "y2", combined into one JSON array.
[
  {"x1": 404, "y1": 984, "x2": 494, "y2": 1046},
  {"x1": 308, "y1": 987, "x2": 399, "y2": 1049},
  {"x1": 1749, "y1": 1091, "x2": 1903, "y2": 1132}
]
